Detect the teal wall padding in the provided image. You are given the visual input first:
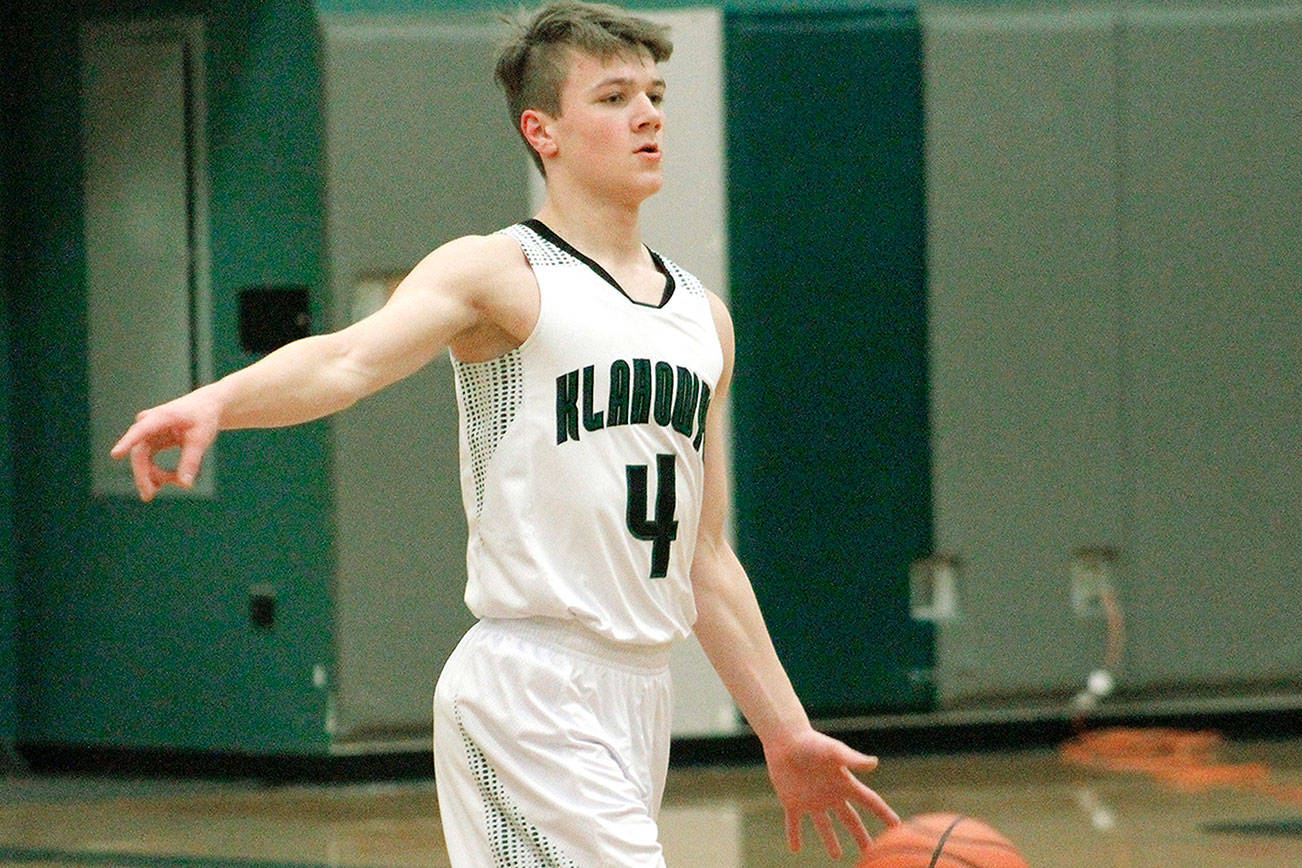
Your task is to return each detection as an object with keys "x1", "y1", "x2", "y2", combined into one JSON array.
[
  {"x1": 0, "y1": 2, "x2": 16, "y2": 743},
  {"x1": 726, "y1": 7, "x2": 934, "y2": 715},
  {"x1": 9, "y1": 0, "x2": 335, "y2": 754}
]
